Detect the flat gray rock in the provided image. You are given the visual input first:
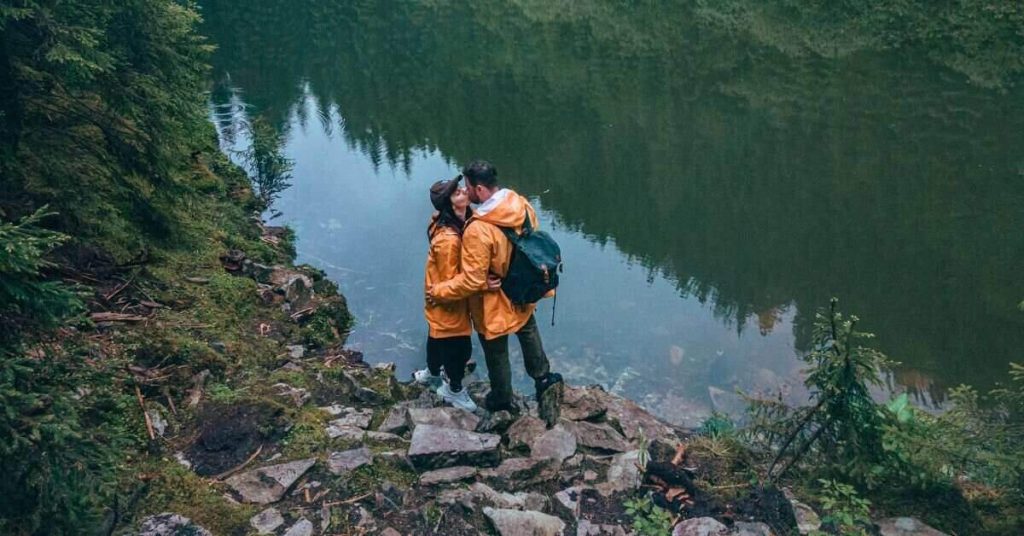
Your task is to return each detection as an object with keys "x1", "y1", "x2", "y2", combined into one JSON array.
[
  {"x1": 530, "y1": 424, "x2": 577, "y2": 462},
  {"x1": 672, "y1": 517, "x2": 728, "y2": 536},
  {"x1": 327, "y1": 447, "x2": 373, "y2": 475},
  {"x1": 876, "y1": 517, "x2": 949, "y2": 536},
  {"x1": 419, "y1": 465, "x2": 479, "y2": 486},
  {"x1": 564, "y1": 420, "x2": 630, "y2": 452},
  {"x1": 562, "y1": 387, "x2": 608, "y2": 421},
  {"x1": 225, "y1": 458, "x2": 316, "y2": 504},
  {"x1": 378, "y1": 405, "x2": 411, "y2": 435},
  {"x1": 554, "y1": 486, "x2": 584, "y2": 515},
  {"x1": 408, "y1": 406, "x2": 480, "y2": 431},
  {"x1": 483, "y1": 507, "x2": 565, "y2": 536},
  {"x1": 577, "y1": 520, "x2": 628, "y2": 536},
  {"x1": 249, "y1": 507, "x2": 284, "y2": 534},
  {"x1": 733, "y1": 521, "x2": 773, "y2": 536},
  {"x1": 507, "y1": 415, "x2": 548, "y2": 450},
  {"x1": 437, "y1": 482, "x2": 548, "y2": 512},
  {"x1": 408, "y1": 424, "x2": 501, "y2": 469},
  {"x1": 282, "y1": 517, "x2": 313, "y2": 536},
  {"x1": 326, "y1": 407, "x2": 373, "y2": 429},
  {"x1": 138, "y1": 513, "x2": 212, "y2": 536},
  {"x1": 480, "y1": 457, "x2": 560, "y2": 491}
]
